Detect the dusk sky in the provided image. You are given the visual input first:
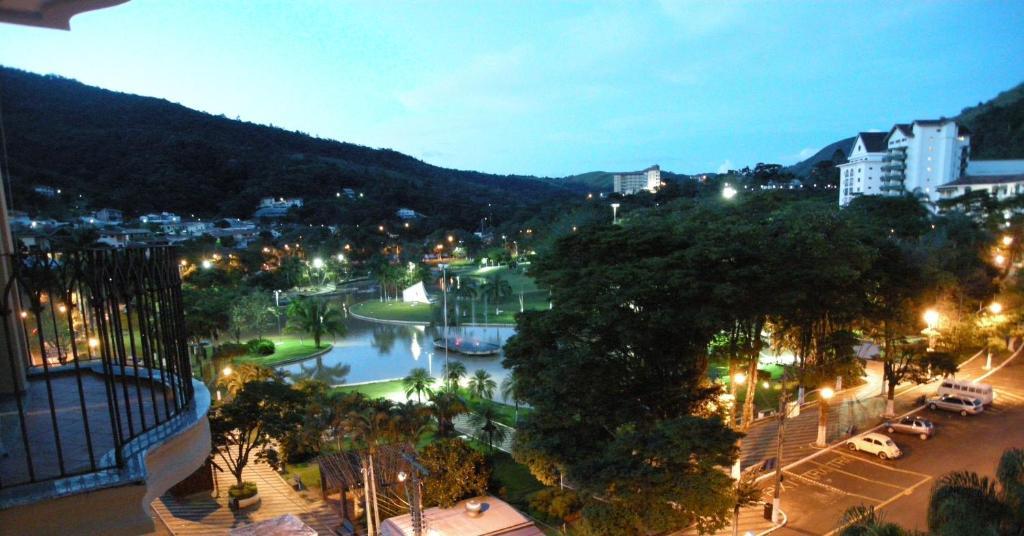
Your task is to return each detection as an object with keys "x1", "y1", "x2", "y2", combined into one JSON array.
[{"x1": 1, "y1": 1, "x2": 1022, "y2": 177}]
